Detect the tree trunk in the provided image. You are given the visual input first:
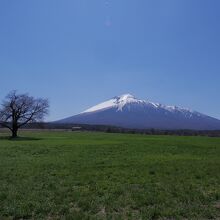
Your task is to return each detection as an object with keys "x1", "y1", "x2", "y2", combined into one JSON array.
[
  {"x1": 12, "y1": 126, "x2": 18, "y2": 138},
  {"x1": 12, "y1": 129, "x2": 17, "y2": 138}
]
